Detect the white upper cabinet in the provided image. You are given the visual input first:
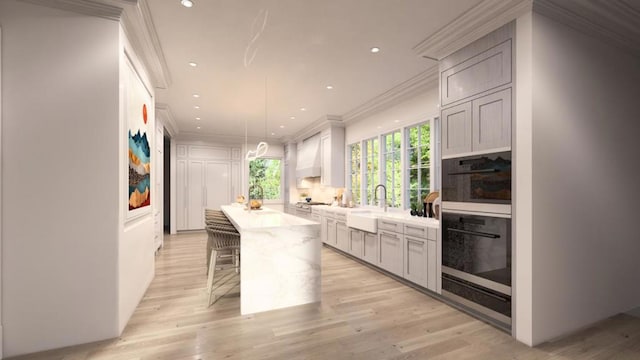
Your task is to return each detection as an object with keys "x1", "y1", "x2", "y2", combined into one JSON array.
[
  {"x1": 320, "y1": 126, "x2": 345, "y2": 187},
  {"x1": 440, "y1": 22, "x2": 514, "y2": 158},
  {"x1": 473, "y1": 88, "x2": 512, "y2": 153}
]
